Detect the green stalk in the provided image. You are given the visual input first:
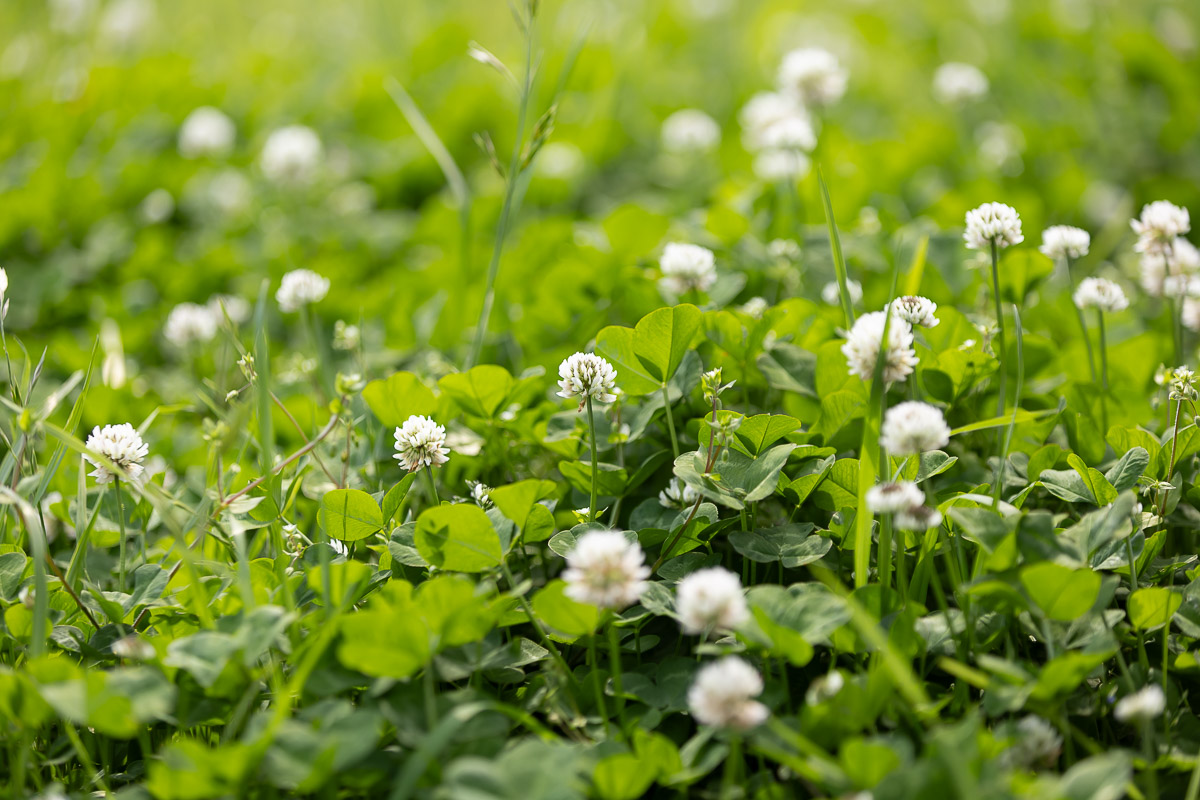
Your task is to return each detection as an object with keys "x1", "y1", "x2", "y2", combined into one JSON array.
[
  {"x1": 721, "y1": 735, "x2": 743, "y2": 800},
  {"x1": 1063, "y1": 255, "x2": 1098, "y2": 384},
  {"x1": 588, "y1": 631, "x2": 610, "y2": 735},
  {"x1": 423, "y1": 661, "x2": 438, "y2": 732},
  {"x1": 878, "y1": 514, "x2": 894, "y2": 613},
  {"x1": 425, "y1": 466, "x2": 440, "y2": 508},
  {"x1": 661, "y1": 385, "x2": 680, "y2": 459},
  {"x1": 1098, "y1": 309, "x2": 1110, "y2": 435},
  {"x1": 817, "y1": 167, "x2": 855, "y2": 328},
  {"x1": 586, "y1": 397, "x2": 599, "y2": 523},
  {"x1": 606, "y1": 618, "x2": 625, "y2": 732},
  {"x1": 114, "y1": 476, "x2": 128, "y2": 592}
]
